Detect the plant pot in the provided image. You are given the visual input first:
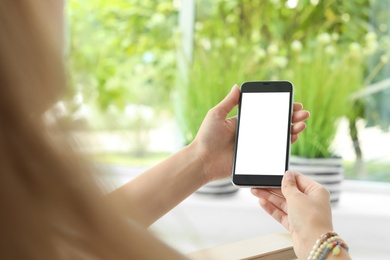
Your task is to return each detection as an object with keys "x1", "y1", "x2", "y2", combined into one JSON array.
[
  {"x1": 289, "y1": 155, "x2": 343, "y2": 203},
  {"x1": 196, "y1": 177, "x2": 239, "y2": 195}
]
